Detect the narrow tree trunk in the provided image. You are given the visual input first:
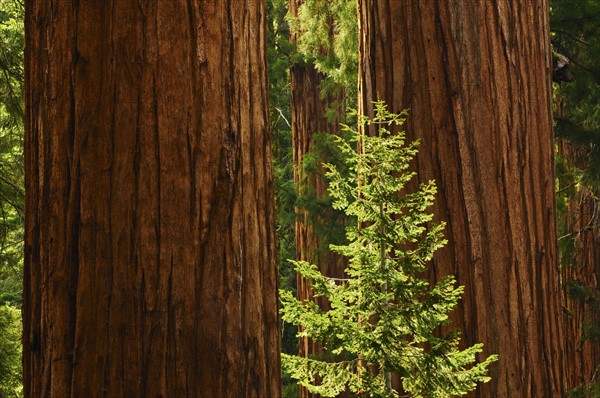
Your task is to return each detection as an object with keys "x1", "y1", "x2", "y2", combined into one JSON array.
[
  {"x1": 289, "y1": 2, "x2": 346, "y2": 397},
  {"x1": 358, "y1": 1, "x2": 566, "y2": 396},
  {"x1": 23, "y1": 1, "x2": 280, "y2": 397},
  {"x1": 291, "y1": 63, "x2": 340, "y2": 398}
]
